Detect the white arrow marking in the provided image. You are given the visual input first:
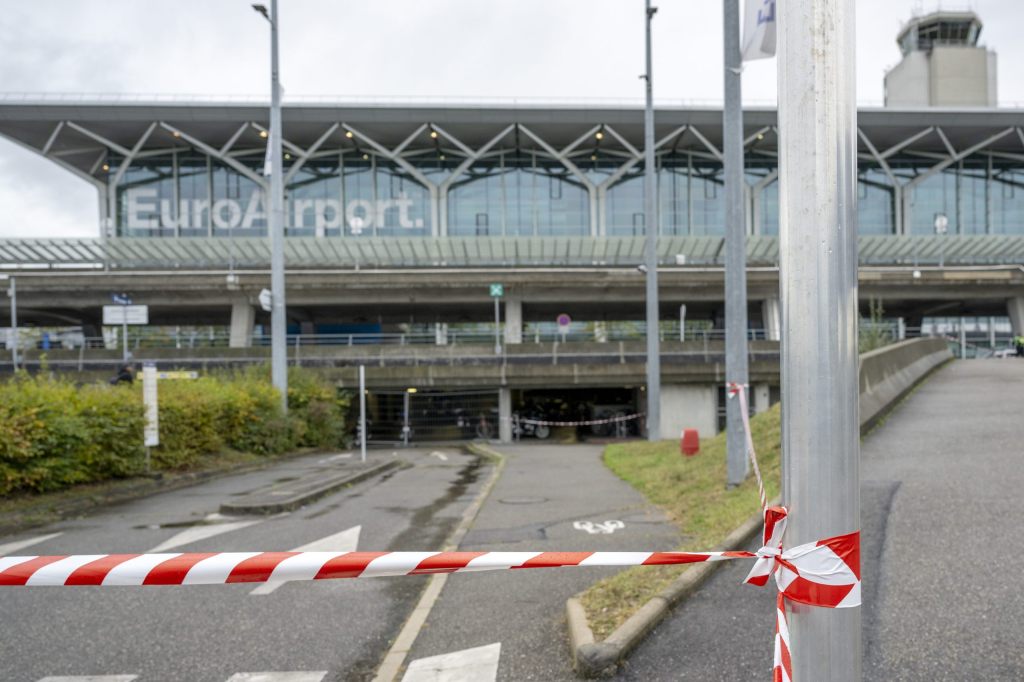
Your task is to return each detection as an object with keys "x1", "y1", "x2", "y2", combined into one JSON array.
[
  {"x1": 0, "y1": 532, "x2": 63, "y2": 557},
  {"x1": 147, "y1": 514, "x2": 261, "y2": 553},
  {"x1": 225, "y1": 673, "x2": 327, "y2": 682},
  {"x1": 401, "y1": 642, "x2": 501, "y2": 682},
  {"x1": 318, "y1": 452, "x2": 352, "y2": 464},
  {"x1": 430, "y1": 451, "x2": 449, "y2": 462},
  {"x1": 249, "y1": 525, "x2": 361, "y2": 596}
]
